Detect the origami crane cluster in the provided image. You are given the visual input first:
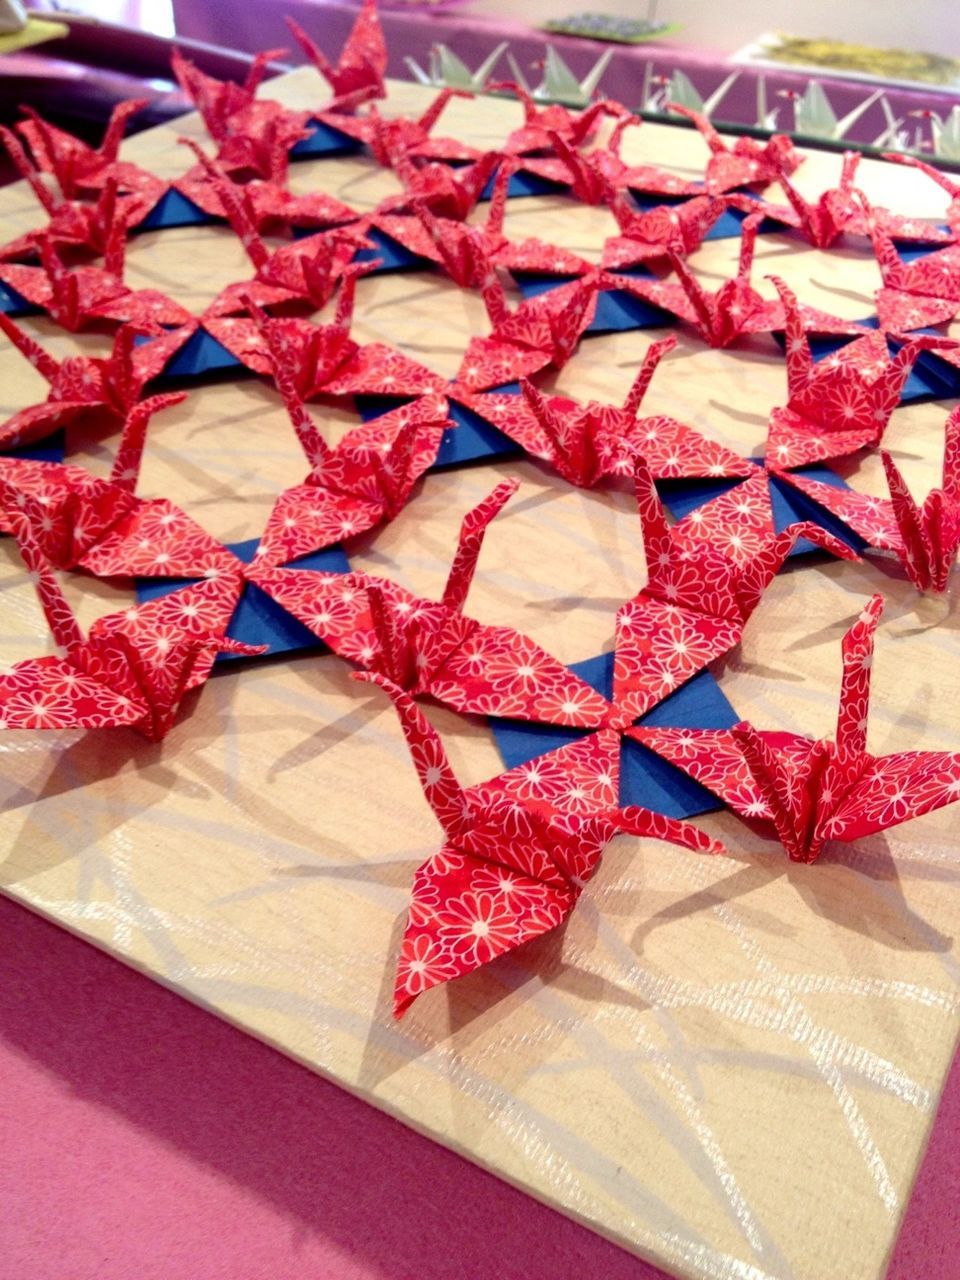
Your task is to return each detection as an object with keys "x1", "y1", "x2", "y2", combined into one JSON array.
[{"x1": 3, "y1": 0, "x2": 960, "y2": 1016}]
